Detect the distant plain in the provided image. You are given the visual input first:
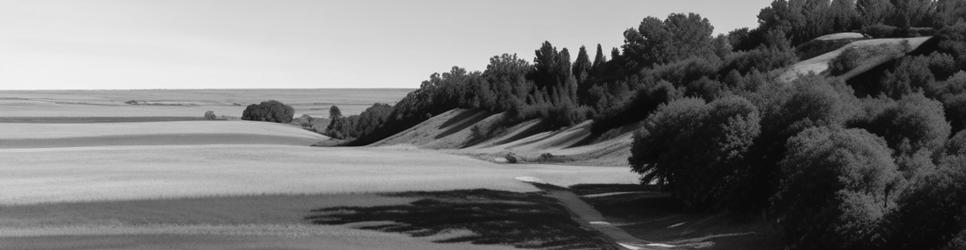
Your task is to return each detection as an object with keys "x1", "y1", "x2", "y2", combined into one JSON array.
[{"x1": 0, "y1": 89, "x2": 412, "y2": 121}]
